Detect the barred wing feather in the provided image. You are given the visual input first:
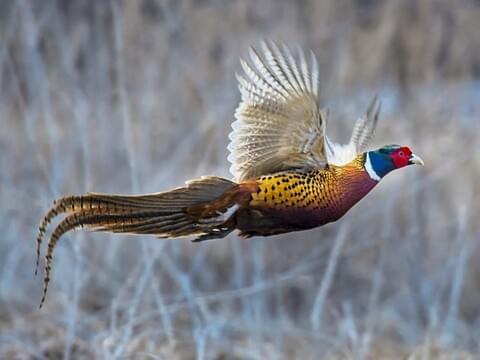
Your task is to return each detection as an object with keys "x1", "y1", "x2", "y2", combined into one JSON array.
[
  {"x1": 228, "y1": 42, "x2": 329, "y2": 181},
  {"x1": 350, "y1": 96, "x2": 381, "y2": 153}
]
